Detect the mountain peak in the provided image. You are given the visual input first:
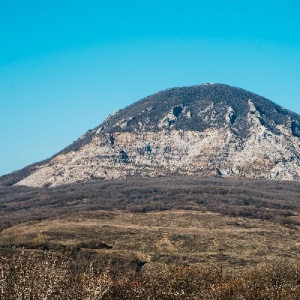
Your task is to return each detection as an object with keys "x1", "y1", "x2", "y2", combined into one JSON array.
[
  {"x1": 1, "y1": 83, "x2": 300, "y2": 187},
  {"x1": 94, "y1": 83, "x2": 293, "y2": 136}
]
